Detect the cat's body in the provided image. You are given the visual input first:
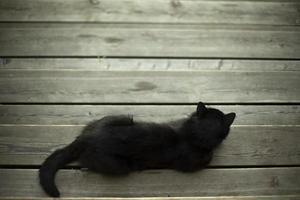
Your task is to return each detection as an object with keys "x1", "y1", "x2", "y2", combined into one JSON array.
[{"x1": 39, "y1": 102, "x2": 236, "y2": 197}]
